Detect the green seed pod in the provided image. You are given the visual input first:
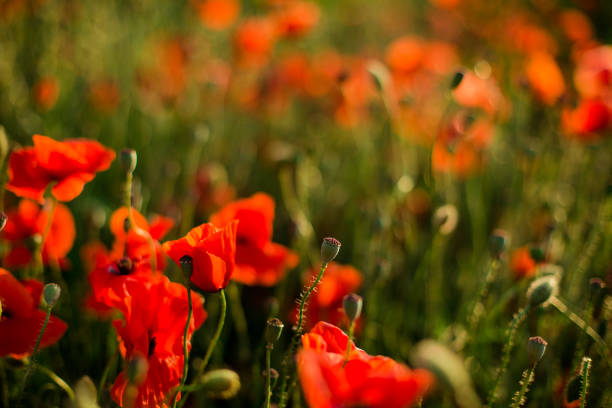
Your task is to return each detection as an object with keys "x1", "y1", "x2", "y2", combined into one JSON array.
[
  {"x1": 265, "y1": 318, "x2": 284, "y2": 345},
  {"x1": 343, "y1": 293, "x2": 363, "y2": 322},
  {"x1": 488, "y1": 229, "x2": 508, "y2": 258},
  {"x1": 43, "y1": 283, "x2": 61, "y2": 308},
  {"x1": 200, "y1": 369, "x2": 241, "y2": 400},
  {"x1": 120, "y1": 149, "x2": 137, "y2": 174},
  {"x1": 527, "y1": 336, "x2": 547, "y2": 366},
  {"x1": 321, "y1": 237, "x2": 341, "y2": 264}
]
